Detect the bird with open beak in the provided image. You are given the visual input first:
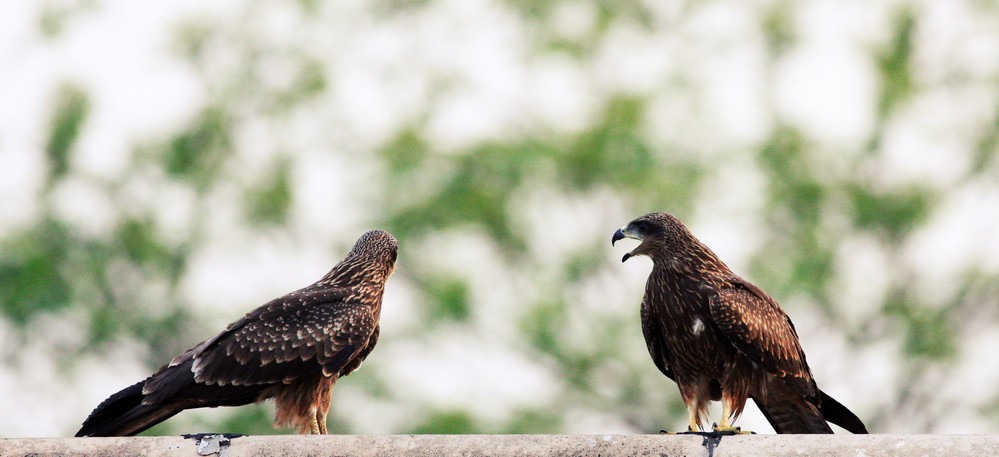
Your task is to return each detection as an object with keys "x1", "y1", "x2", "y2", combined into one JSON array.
[{"x1": 612, "y1": 212, "x2": 867, "y2": 434}]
